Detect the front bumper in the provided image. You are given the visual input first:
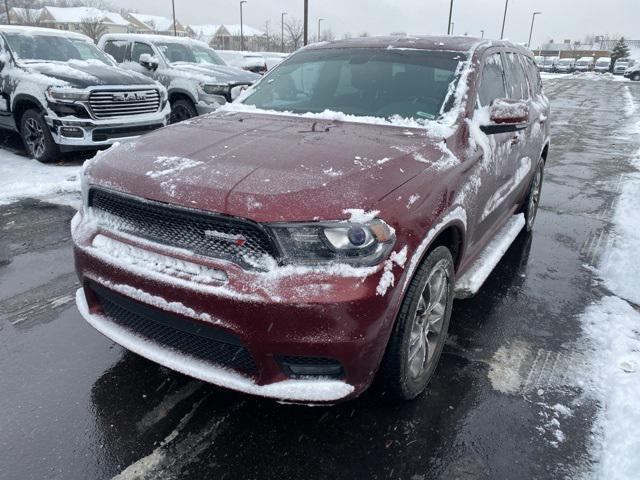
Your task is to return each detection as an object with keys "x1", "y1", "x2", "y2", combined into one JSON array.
[
  {"x1": 46, "y1": 102, "x2": 171, "y2": 150},
  {"x1": 71, "y1": 210, "x2": 405, "y2": 403}
]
